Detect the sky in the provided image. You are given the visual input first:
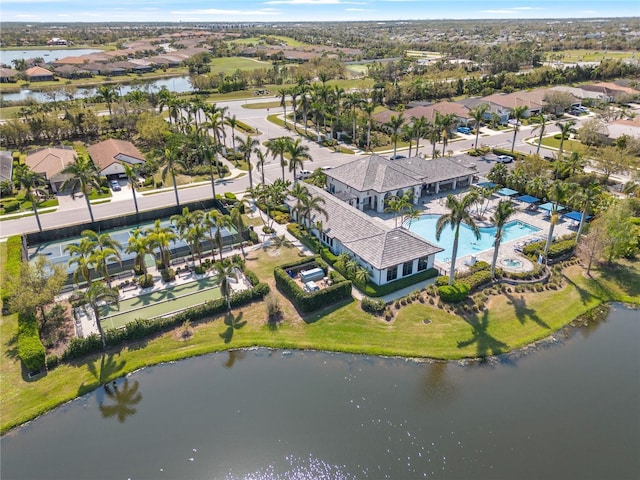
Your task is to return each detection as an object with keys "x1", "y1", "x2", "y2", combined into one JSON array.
[{"x1": 1, "y1": 0, "x2": 638, "y2": 23}]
